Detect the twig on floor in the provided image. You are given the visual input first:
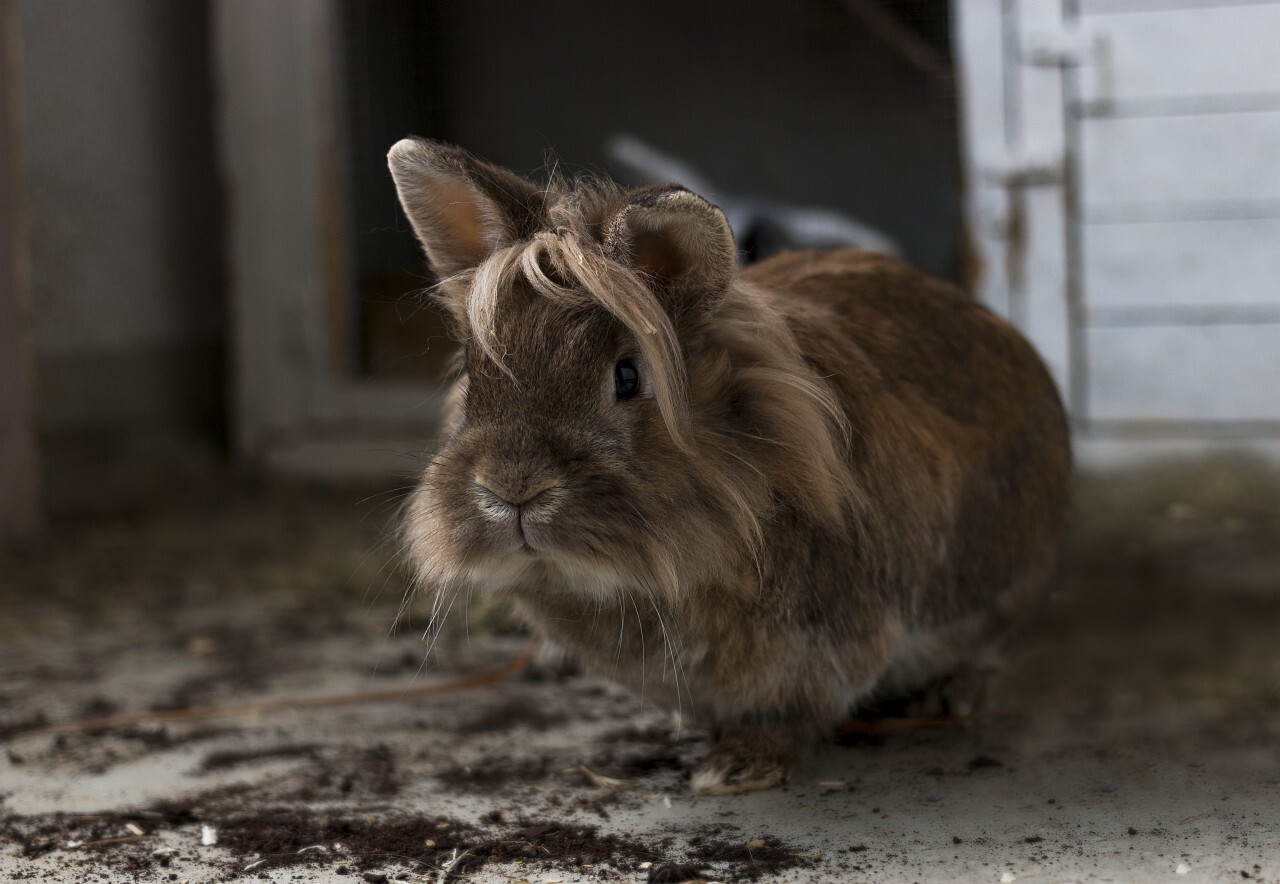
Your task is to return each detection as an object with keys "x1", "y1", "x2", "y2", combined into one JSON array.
[
  {"x1": 74, "y1": 833, "x2": 153, "y2": 849},
  {"x1": 8, "y1": 642, "x2": 537, "y2": 737},
  {"x1": 436, "y1": 847, "x2": 471, "y2": 884}
]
